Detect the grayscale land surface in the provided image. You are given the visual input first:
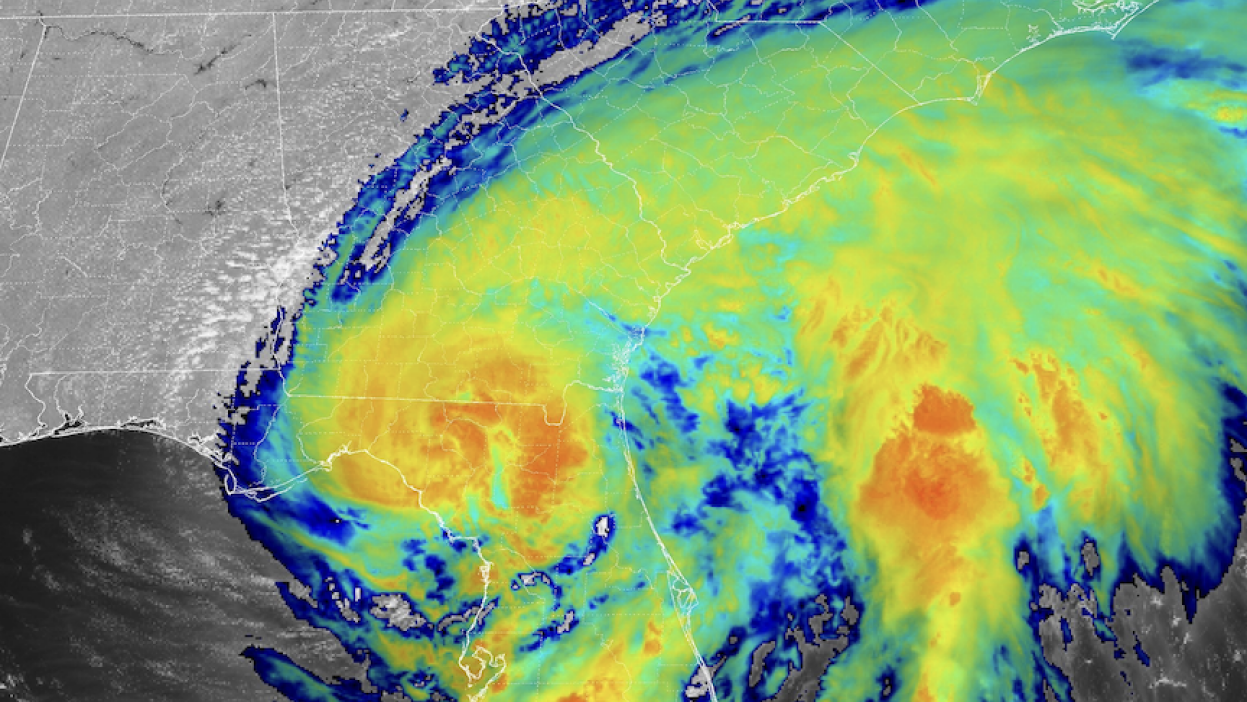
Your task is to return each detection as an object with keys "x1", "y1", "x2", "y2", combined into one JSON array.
[
  {"x1": 2, "y1": 3, "x2": 1246, "y2": 702},
  {"x1": 0, "y1": 0, "x2": 505, "y2": 458}
]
